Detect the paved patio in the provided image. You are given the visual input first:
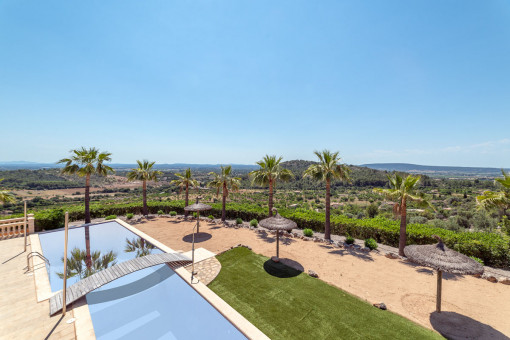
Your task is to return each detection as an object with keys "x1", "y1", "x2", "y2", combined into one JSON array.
[{"x1": 0, "y1": 237, "x2": 76, "y2": 340}]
